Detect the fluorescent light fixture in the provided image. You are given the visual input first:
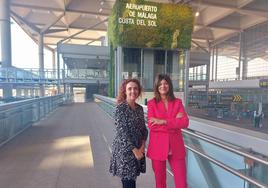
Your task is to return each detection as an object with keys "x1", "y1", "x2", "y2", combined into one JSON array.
[{"x1": 195, "y1": 11, "x2": 200, "y2": 17}]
